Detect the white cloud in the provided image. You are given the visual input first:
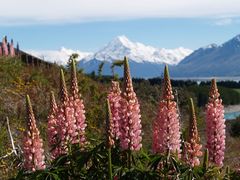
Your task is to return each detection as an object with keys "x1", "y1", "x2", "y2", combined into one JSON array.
[
  {"x1": 1, "y1": 0, "x2": 240, "y2": 25},
  {"x1": 215, "y1": 18, "x2": 233, "y2": 26},
  {"x1": 26, "y1": 47, "x2": 92, "y2": 65}
]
